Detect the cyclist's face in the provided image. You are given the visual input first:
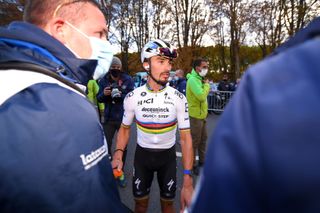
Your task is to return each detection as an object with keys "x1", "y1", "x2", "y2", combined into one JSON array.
[{"x1": 149, "y1": 56, "x2": 173, "y2": 81}]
